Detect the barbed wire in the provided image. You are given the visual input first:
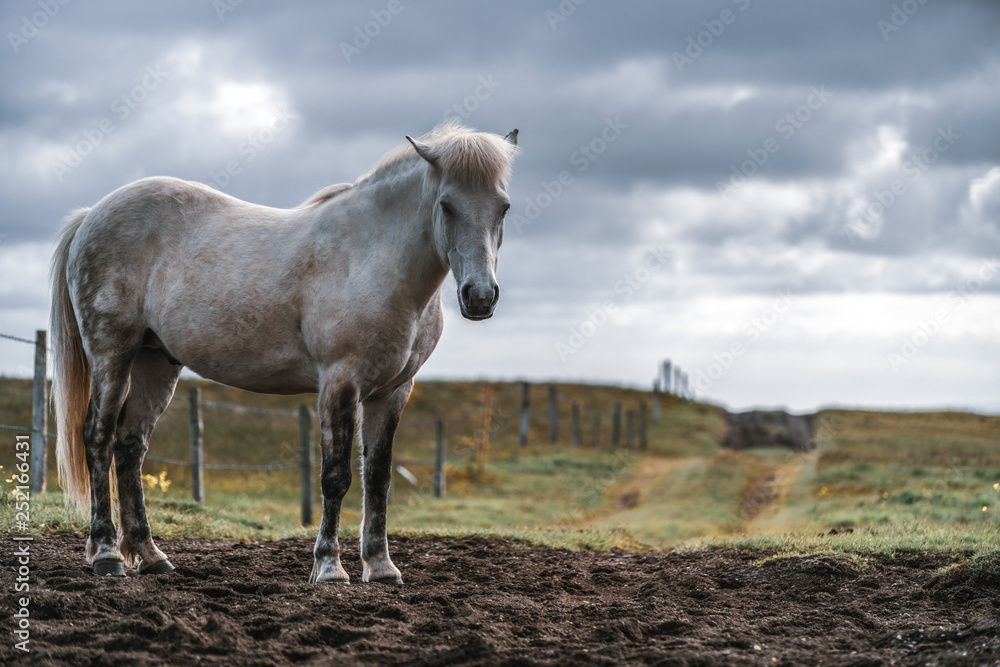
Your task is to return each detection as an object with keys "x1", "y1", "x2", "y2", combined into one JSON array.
[
  {"x1": 144, "y1": 454, "x2": 297, "y2": 471},
  {"x1": 400, "y1": 383, "x2": 521, "y2": 427},
  {"x1": 171, "y1": 392, "x2": 299, "y2": 416},
  {"x1": 2, "y1": 381, "x2": 648, "y2": 475},
  {"x1": 0, "y1": 332, "x2": 35, "y2": 345}
]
